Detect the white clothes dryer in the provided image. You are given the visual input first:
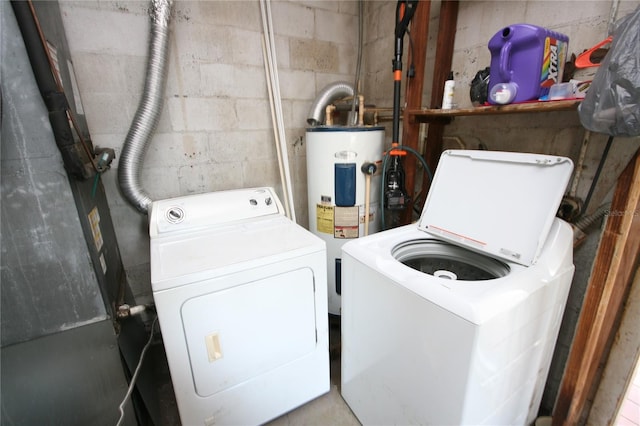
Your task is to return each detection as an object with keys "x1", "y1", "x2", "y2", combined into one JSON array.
[
  {"x1": 149, "y1": 188, "x2": 330, "y2": 426},
  {"x1": 341, "y1": 150, "x2": 575, "y2": 426}
]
